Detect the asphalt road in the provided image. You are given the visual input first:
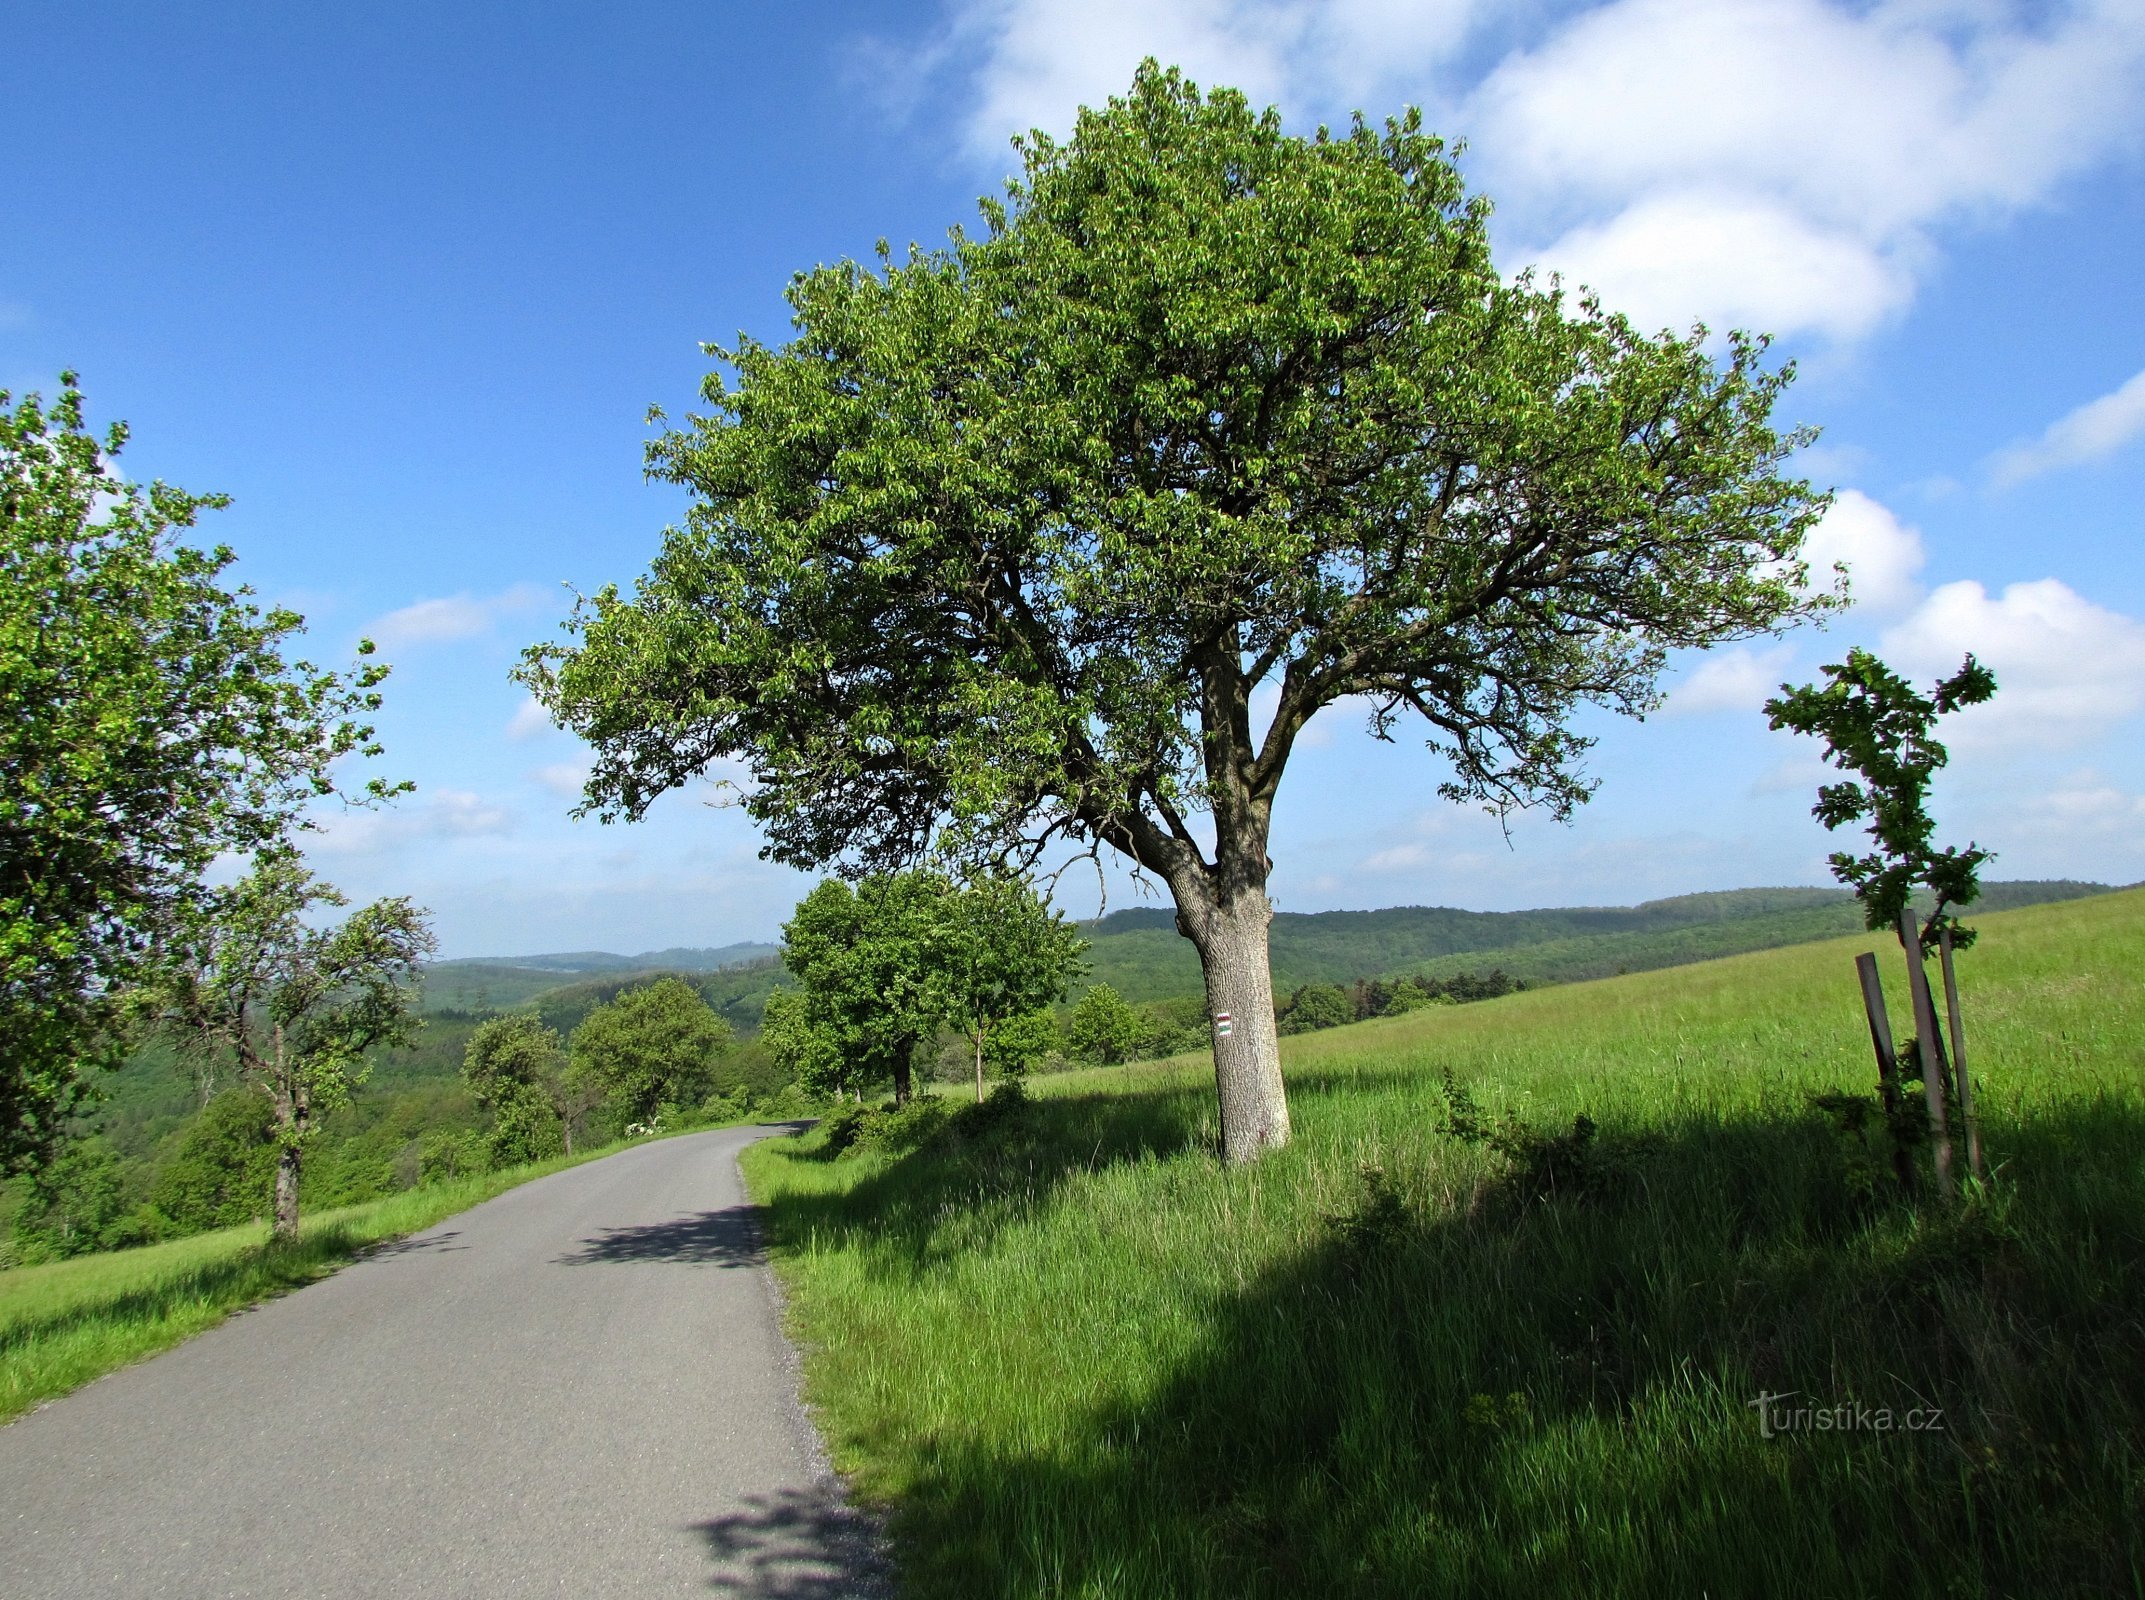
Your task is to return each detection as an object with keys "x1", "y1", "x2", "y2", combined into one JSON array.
[{"x1": 0, "y1": 1123, "x2": 889, "y2": 1598}]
